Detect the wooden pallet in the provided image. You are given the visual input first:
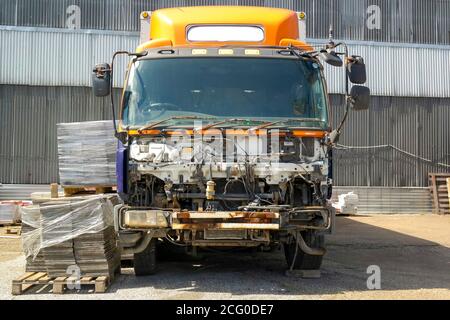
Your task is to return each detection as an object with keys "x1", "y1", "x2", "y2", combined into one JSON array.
[
  {"x1": 429, "y1": 173, "x2": 450, "y2": 214},
  {"x1": 63, "y1": 186, "x2": 116, "y2": 196},
  {"x1": 11, "y1": 272, "x2": 113, "y2": 295},
  {"x1": 0, "y1": 222, "x2": 20, "y2": 227},
  {"x1": 6, "y1": 226, "x2": 21, "y2": 235}
]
